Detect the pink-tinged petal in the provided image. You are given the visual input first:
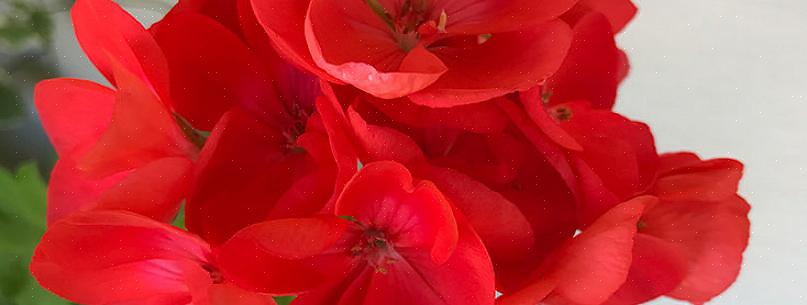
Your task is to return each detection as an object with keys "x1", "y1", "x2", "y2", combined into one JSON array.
[
  {"x1": 71, "y1": 0, "x2": 169, "y2": 98},
  {"x1": 367, "y1": 219, "x2": 495, "y2": 305},
  {"x1": 46, "y1": 157, "x2": 192, "y2": 224},
  {"x1": 652, "y1": 157, "x2": 744, "y2": 202},
  {"x1": 440, "y1": 0, "x2": 579, "y2": 34},
  {"x1": 31, "y1": 211, "x2": 212, "y2": 305},
  {"x1": 335, "y1": 161, "x2": 459, "y2": 264},
  {"x1": 368, "y1": 97, "x2": 509, "y2": 134},
  {"x1": 410, "y1": 21, "x2": 572, "y2": 107},
  {"x1": 217, "y1": 216, "x2": 357, "y2": 294},
  {"x1": 34, "y1": 78, "x2": 115, "y2": 156},
  {"x1": 544, "y1": 12, "x2": 622, "y2": 109},
  {"x1": 77, "y1": 63, "x2": 196, "y2": 177},
  {"x1": 186, "y1": 109, "x2": 292, "y2": 245},
  {"x1": 209, "y1": 284, "x2": 278, "y2": 305},
  {"x1": 572, "y1": 0, "x2": 637, "y2": 33},
  {"x1": 414, "y1": 165, "x2": 535, "y2": 263},
  {"x1": 642, "y1": 196, "x2": 751, "y2": 303},
  {"x1": 249, "y1": 0, "x2": 338, "y2": 81},
  {"x1": 151, "y1": 12, "x2": 281, "y2": 130},
  {"x1": 603, "y1": 234, "x2": 688, "y2": 305},
  {"x1": 347, "y1": 106, "x2": 426, "y2": 164}
]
